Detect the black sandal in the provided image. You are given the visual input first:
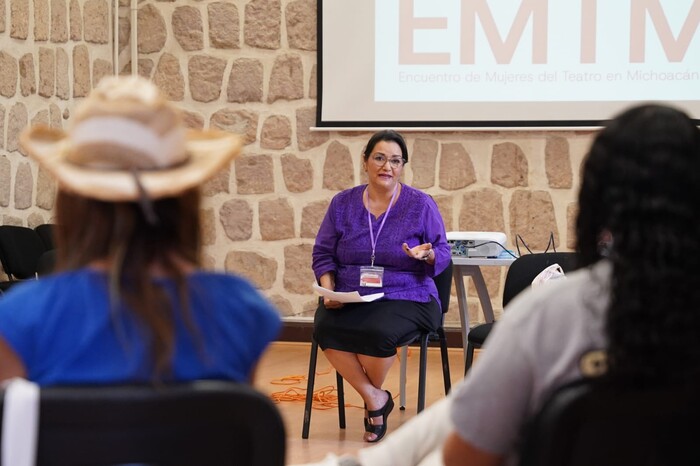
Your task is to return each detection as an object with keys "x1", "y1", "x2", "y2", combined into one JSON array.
[{"x1": 364, "y1": 390, "x2": 394, "y2": 443}]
